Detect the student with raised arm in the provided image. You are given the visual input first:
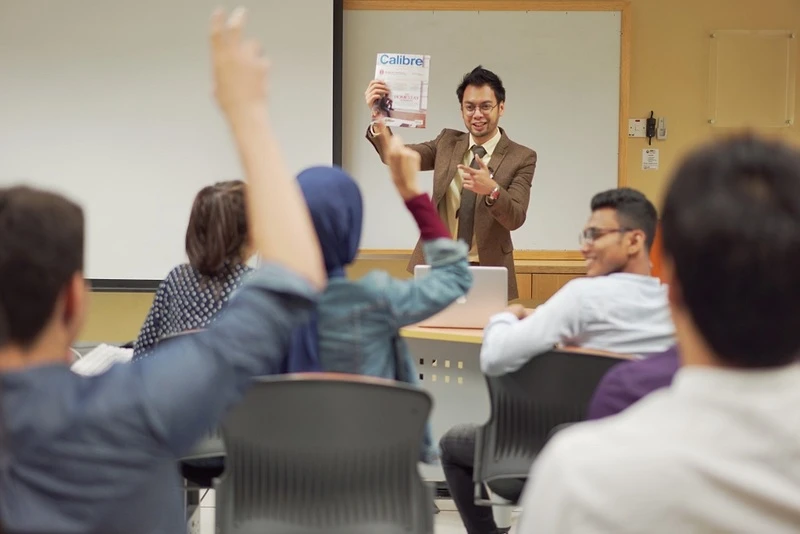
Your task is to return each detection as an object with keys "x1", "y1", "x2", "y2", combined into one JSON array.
[
  {"x1": 288, "y1": 121, "x2": 472, "y2": 461},
  {"x1": 0, "y1": 9, "x2": 324, "y2": 534}
]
